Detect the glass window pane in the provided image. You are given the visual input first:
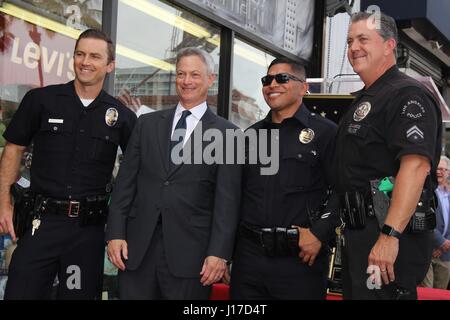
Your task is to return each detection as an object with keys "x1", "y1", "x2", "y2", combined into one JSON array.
[
  {"x1": 114, "y1": 0, "x2": 220, "y2": 115},
  {"x1": 0, "y1": 1, "x2": 103, "y2": 151},
  {"x1": 13, "y1": 0, "x2": 103, "y2": 29},
  {"x1": 230, "y1": 38, "x2": 275, "y2": 129},
  {"x1": 183, "y1": 0, "x2": 315, "y2": 60}
]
